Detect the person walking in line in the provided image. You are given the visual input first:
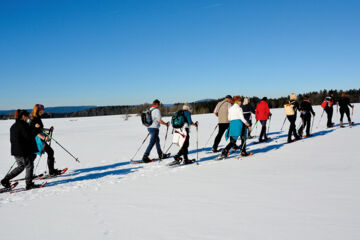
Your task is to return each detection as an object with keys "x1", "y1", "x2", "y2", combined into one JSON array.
[
  {"x1": 30, "y1": 104, "x2": 62, "y2": 176},
  {"x1": 241, "y1": 97, "x2": 255, "y2": 139},
  {"x1": 1, "y1": 110, "x2": 42, "y2": 190},
  {"x1": 212, "y1": 95, "x2": 232, "y2": 152},
  {"x1": 255, "y1": 97, "x2": 272, "y2": 142},
  {"x1": 285, "y1": 93, "x2": 301, "y2": 143},
  {"x1": 298, "y1": 96, "x2": 315, "y2": 137},
  {"x1": 220, "y1": 96, "x2": 251, "y2": 159},
  {"x1": 142, "y1": 99, "x2": 170, "y2": 163},
  {"x1": 170, "y1": 105, "x2": 198, "y2": 165},
  {"x1": 321, "y1": 91, "x2": 336, "y2": 128},
  {"x1": 338, "y1": 92, "x2": 354, "y2": 127}
]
